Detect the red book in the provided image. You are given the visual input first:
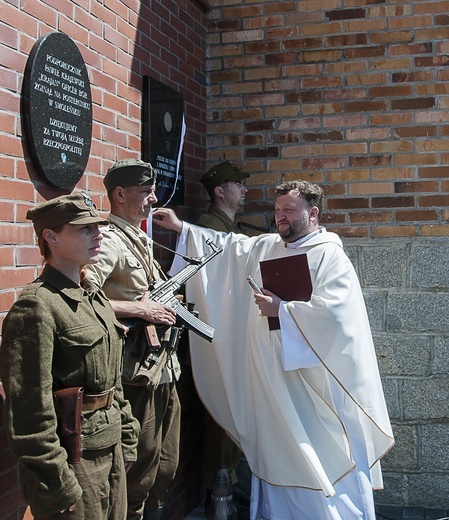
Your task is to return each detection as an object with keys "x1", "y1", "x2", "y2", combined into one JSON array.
[{"x1": 259, "y1": 253, "x2": 313, "y2": 330}]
